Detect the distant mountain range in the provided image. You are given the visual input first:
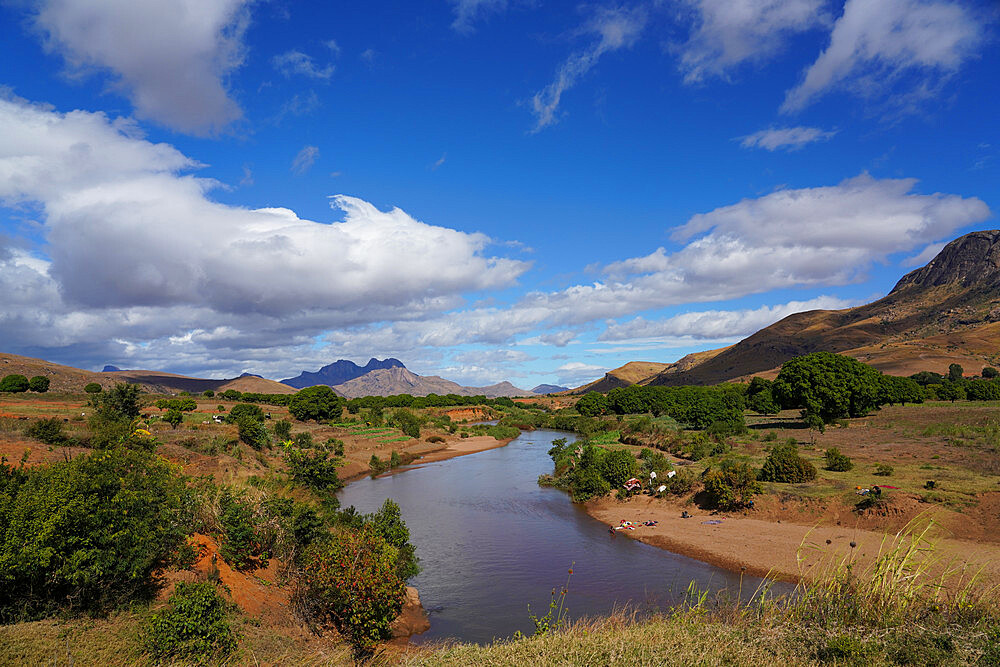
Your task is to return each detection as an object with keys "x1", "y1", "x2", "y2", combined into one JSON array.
[
  {"x1": 531, "y1": 384, "x2": 569, "y2": 394},
  {"x1": 328, "y1": 366, "x2": 535, "y2": 399},
  {"x1": 573, "y1": 230, "x2": 1000, "y2": 392},
  {"x1": 281, "y1": 357, "x2": 405, "y2": 389}
]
